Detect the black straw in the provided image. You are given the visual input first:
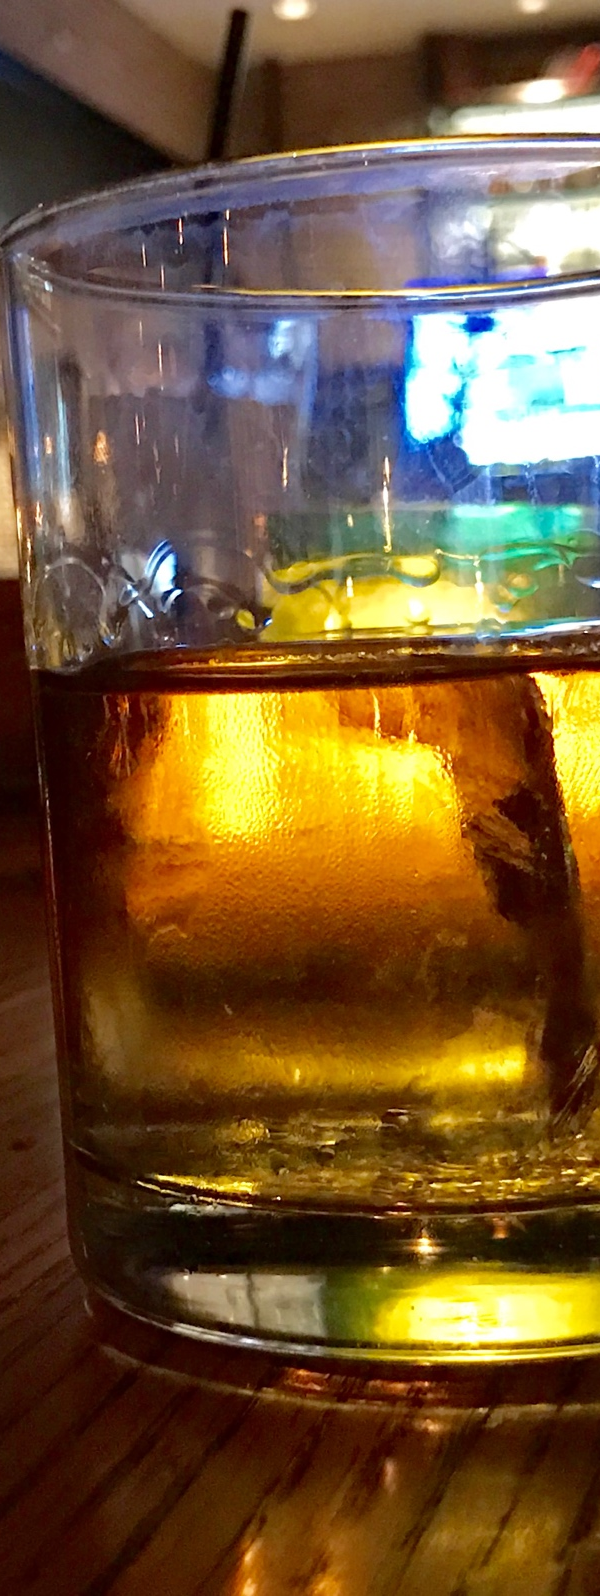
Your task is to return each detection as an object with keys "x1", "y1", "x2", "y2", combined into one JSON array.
[{"x1": 206, "y1": 9, "x2": 251, "y2": 162}]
